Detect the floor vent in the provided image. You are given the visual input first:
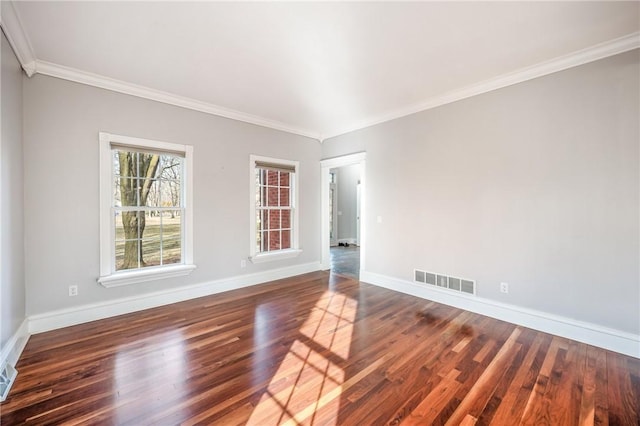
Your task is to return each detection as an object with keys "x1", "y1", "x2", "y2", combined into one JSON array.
[
  {"x1": 414, "y1": 269, "x2": 476, "y2": 295},
  {"x1": 0, "y1": 363, "x2": 17, "y2": 402}
]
